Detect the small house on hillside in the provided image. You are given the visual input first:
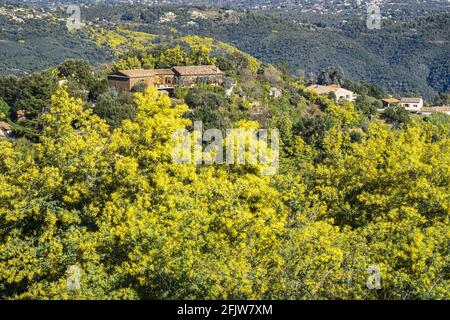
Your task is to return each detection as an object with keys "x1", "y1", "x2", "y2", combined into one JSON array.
[
  {"x1": 382, "y1": 98, "x2": 400, "y2": 108},
  {"x1": 107, "y1": 69, "x2": 175, "y2": 93},
  {"x1": 306, "y1": 84, "x2": 356, "y2": 102},
  {"x1": 172, "y1": 65, "x2": 224, "y2": 87},
  {"x1": 107, "y1": 65, "x2": 224, "y2": 93},
  {"x1": 400, "y1": 97, "x2": 423, "y2": 112},
  {"x1": 269, "y1": 87, "x2": 282, "y2": 99}
]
